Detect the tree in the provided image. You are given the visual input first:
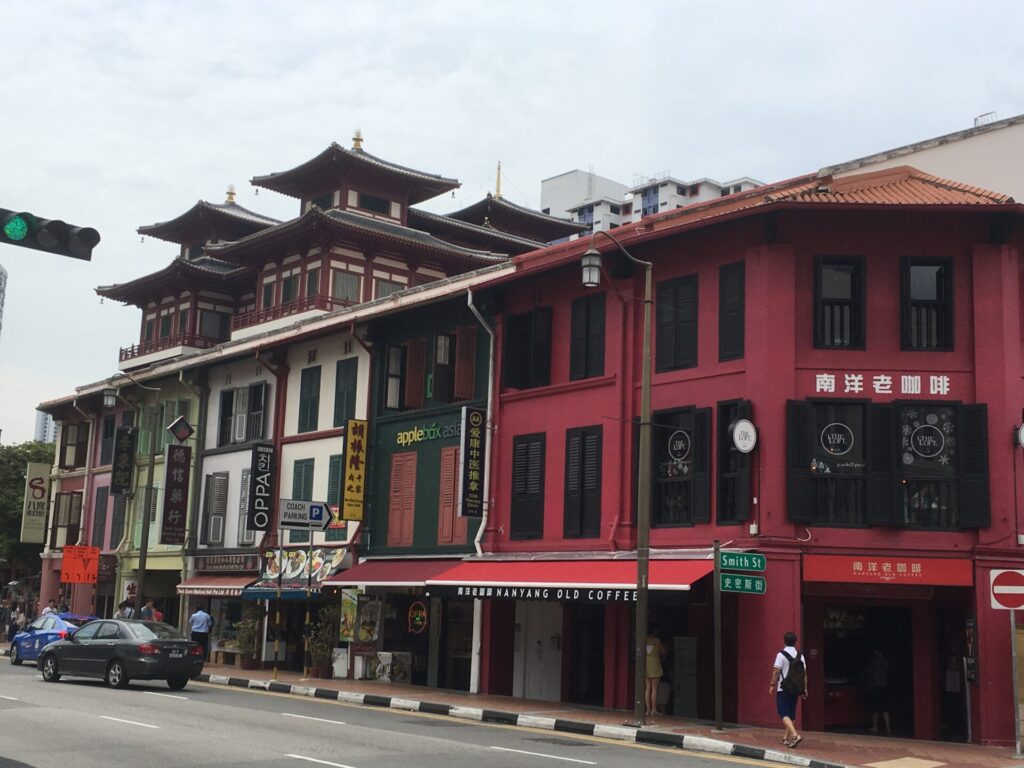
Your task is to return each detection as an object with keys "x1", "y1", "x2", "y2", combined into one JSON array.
[{"x1": 0, "y1": 442, "x2": 54, "y2": 577}]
